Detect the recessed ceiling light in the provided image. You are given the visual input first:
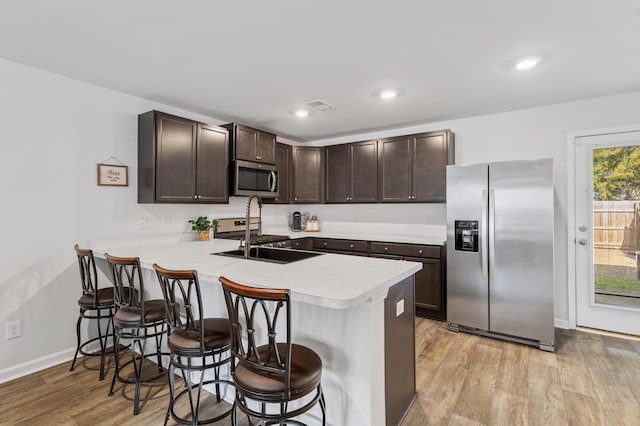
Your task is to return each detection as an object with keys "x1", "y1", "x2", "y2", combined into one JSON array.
[
  {"x1": 294, "y1": 109, "x2": 309, "y2": 117},
  {"x1": 515, "y1": 57, "x2": 541, "y2": 71},
  {"x1": 379, "y1": 89, "x2": 398, "y2": 99}
]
